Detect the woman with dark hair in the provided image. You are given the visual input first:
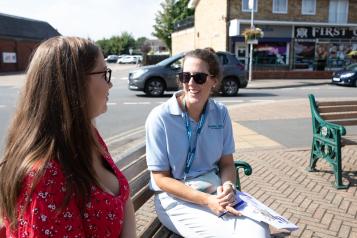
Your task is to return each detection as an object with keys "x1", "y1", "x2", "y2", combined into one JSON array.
[
  {"x1": 0, "y1": 36, "x2": 136, "y2": 237},
  {"x1": 145, "y1": 48, "x2": 270, "y2": 237}
]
